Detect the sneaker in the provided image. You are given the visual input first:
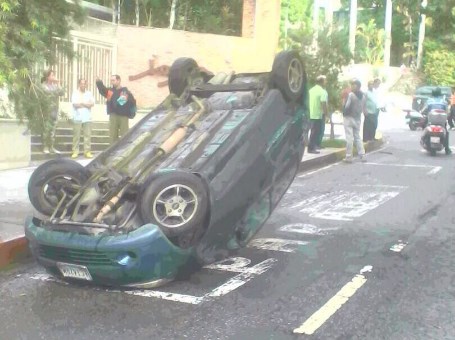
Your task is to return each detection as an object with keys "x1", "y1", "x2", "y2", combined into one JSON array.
[
  {"x1": 343, "y1": 157, "x2": 353, "y2": 163},
  {"x1": 308, "y1": 149, "x2": 320, "y2": 154},
  {"x1": 446, "y1": 149, "x2": 452, "y2": 155},
  {"x1": 50, "y1": 147, "x2": 61, "y2": 154},
  {"x1": 43, "y1": 147, "x2": 50, "y2": 154},
  {"x1": 84, "y1": 151, "x2": 93, "y2": 159},
  {"x1": 71, "y1": 153, "x2": 79, "y2": 159},
  {"x1": 360, "y1": 155, "x2": 367, "y2": 163}
]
